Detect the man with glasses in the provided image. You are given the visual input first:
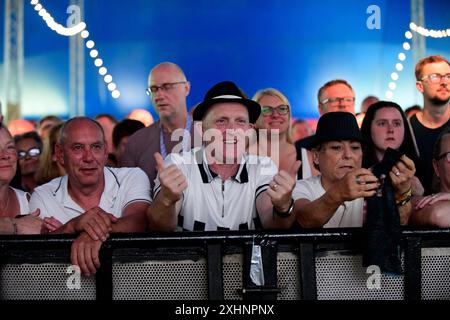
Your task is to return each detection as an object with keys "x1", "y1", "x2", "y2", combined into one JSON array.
[
  {"x1": 411, "y1": 127, "x2": 450, "y2": 226},
  {"x1": 14, "y1": 132, "x2": 42, "y2": 192},
  {"x1": 120, "y1": 62, "x2": 192, "y2": 190},
  {"x1": 317, "y1": 79, "x2": 356, "y2": 115},
  {"x1": 295, "y1": 79, "x2": 356, "y2": 178},
  {"x1": 410, "y1": 55, "x2": 450, "y2": 195}
]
